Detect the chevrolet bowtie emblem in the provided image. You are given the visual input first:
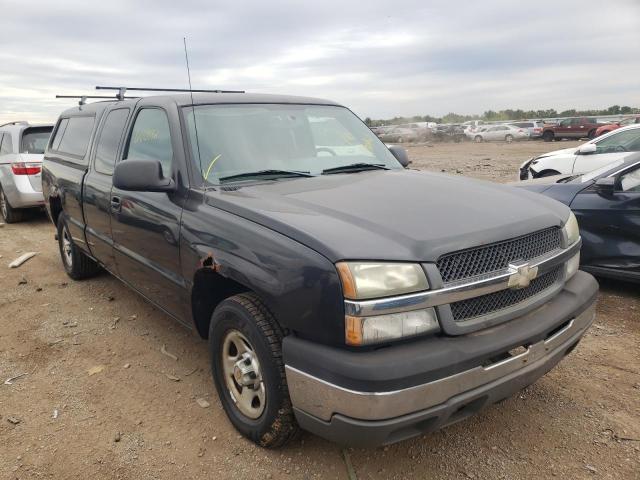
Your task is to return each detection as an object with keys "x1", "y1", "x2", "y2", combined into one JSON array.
[{"x1": 507, "y1": 261, "x2": 538, "y2": 289}]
